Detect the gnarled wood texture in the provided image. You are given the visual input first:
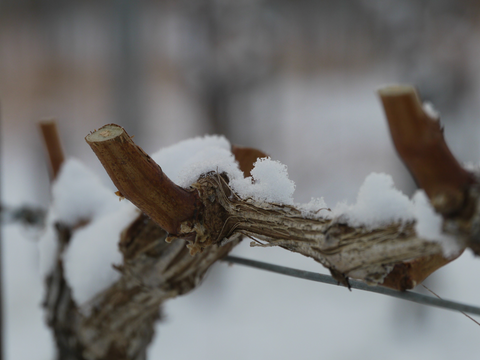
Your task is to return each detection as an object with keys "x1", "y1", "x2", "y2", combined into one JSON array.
[
  {"x1": 45, "y1": 213, "x2": 241, "y2": 360},
  {"x1": 85, "y1": 100, "x2": 478, "y2": 291},
  {"x1": 44, "y1": 131, "x2": 260, "y2": 359}
]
